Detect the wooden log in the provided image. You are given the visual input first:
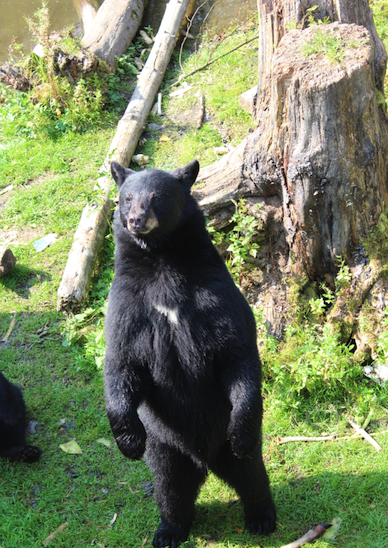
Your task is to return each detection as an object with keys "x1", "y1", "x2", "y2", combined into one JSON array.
[
  {"x1": 73, "y1": 0, "x2": 98, "y2": 35},
  {"x1": 57, "y1": 0, "x2": 191, "y2": 313},
  {"x1": 82, "y1": 0, "x2": 145, "y2": 67},
  {"x1": 56, "y1": 201, "x2": 113, "y2": 313}
]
